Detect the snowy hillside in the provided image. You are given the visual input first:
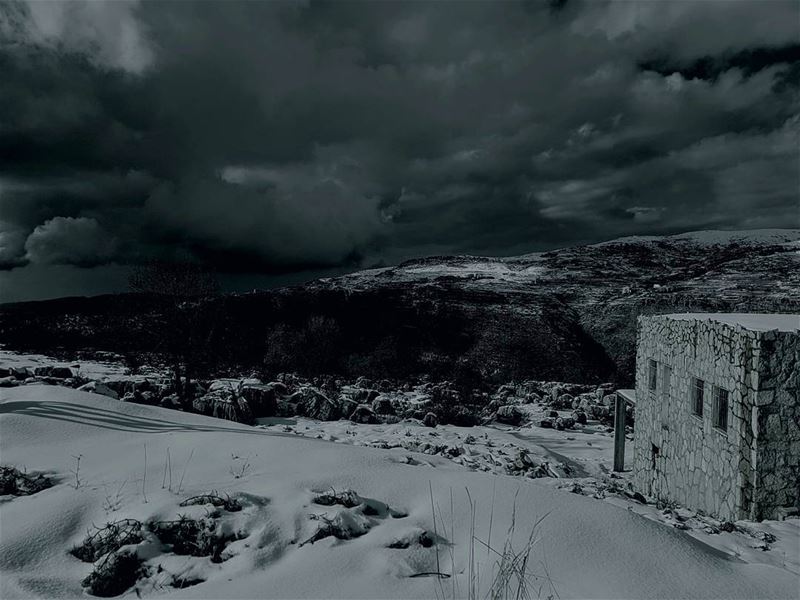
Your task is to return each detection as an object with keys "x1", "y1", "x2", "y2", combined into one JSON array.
[
  {"x1": 316, "y1": 229, "x2": 800, "y2": 291},
  {"x1": 1, "y1": 228, "x2": 798, "y2": 384},
  {"x1": 2, "y1": 385, "x2": 798, "y2": 599}
]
